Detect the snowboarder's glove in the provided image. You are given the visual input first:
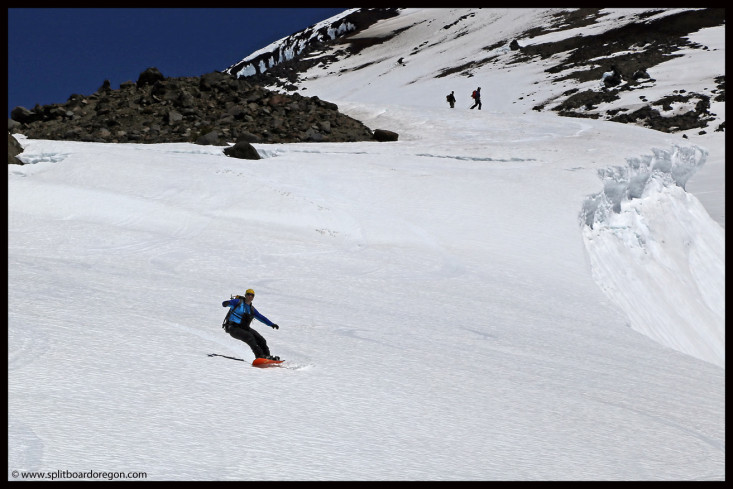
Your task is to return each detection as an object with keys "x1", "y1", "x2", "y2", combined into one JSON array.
[{"x1": 272, "y1": 324, "x2": 279, "y2": 330}]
